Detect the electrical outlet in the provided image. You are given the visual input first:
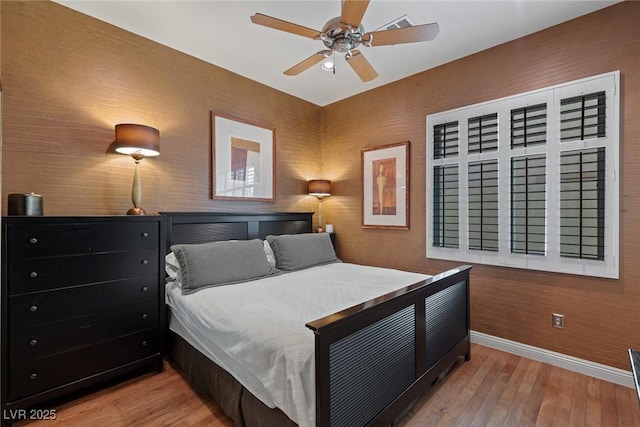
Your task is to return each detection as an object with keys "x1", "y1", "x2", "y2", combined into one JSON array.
[{"x1": 552, "y1": 313, "x2": 564, "y2": 328}]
